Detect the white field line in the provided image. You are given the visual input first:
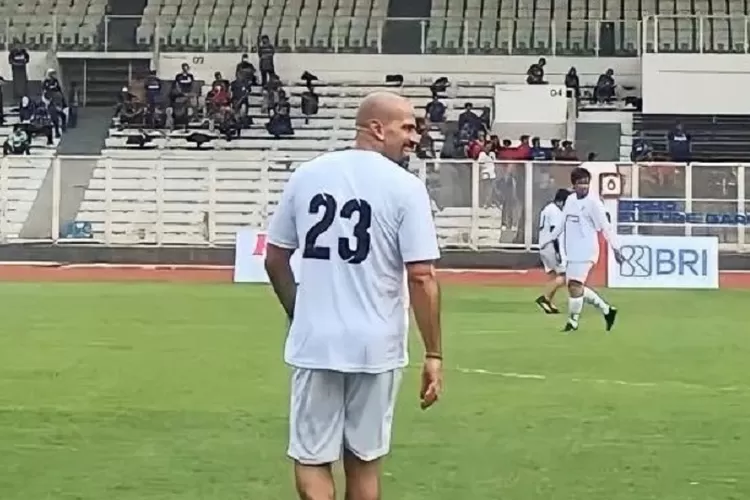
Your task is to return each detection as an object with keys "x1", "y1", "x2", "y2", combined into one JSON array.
[{"x1": 454, "y1": 366, "x2": 745, "y2": 393}]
